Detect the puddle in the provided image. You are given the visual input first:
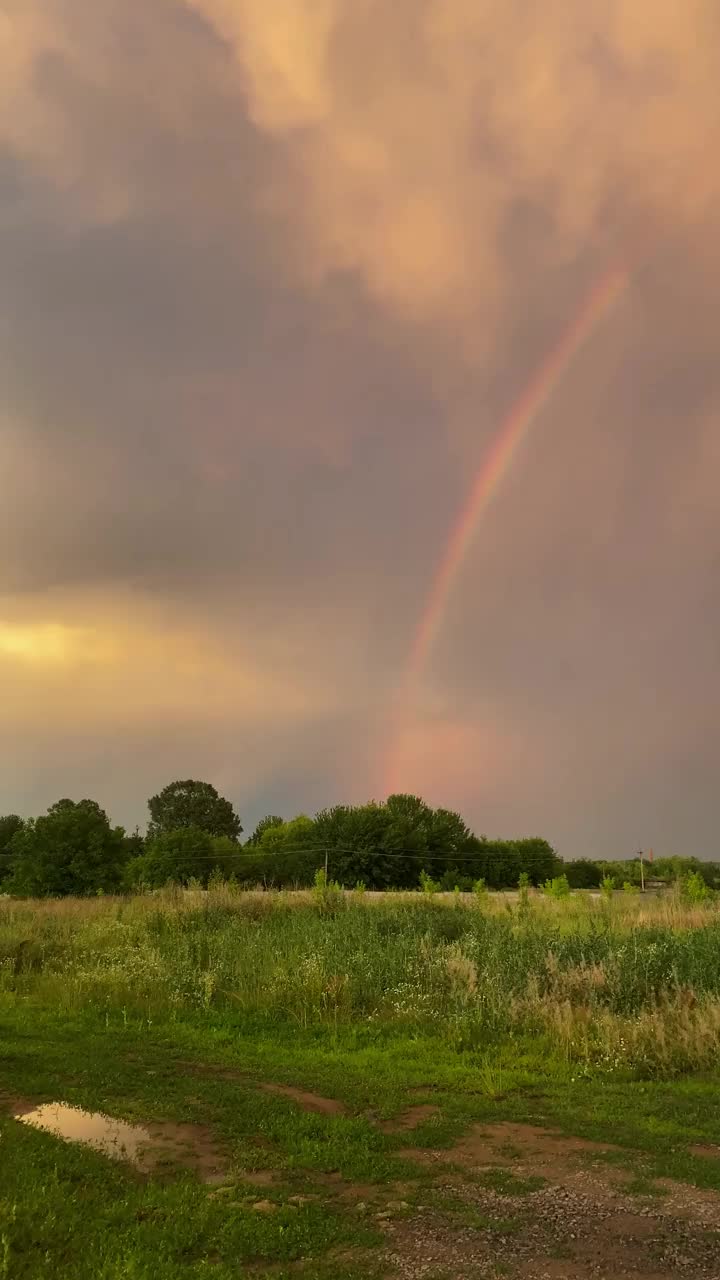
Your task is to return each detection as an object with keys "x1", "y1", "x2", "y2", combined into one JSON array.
[
  {"x1": 14, "y1": 1101, "x2": 229, "y2": 1183},
  {"x1": 16, "y1": 1102, "x2": 152, "y2": 1161}
]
